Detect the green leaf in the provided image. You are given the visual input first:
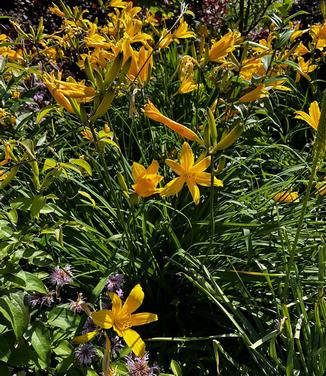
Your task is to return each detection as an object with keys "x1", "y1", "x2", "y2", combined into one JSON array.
[
  {"x1": 249, "y1": 330, "x2": 278, "y2": 349},
  {"x1": 53, "y1": 340, "x2": 73, "y2": 357},
  {"x1": 31, "y1": 321, "x2": 51, "y2": 369},
  {"x1": 0, "y1": 291, "x2": 29, "y2": 339},
  {"x1": 69, "y1": 159, "x2": 92, "y2": 176},
  {"x1": 90, "y1": 276, "x2": 108, "y2": 304},
  {"x1": 60, "y1": 162, "x2": 82, "y2": 175},
  {"x1": 42, "y1": 158, "x2": 57, "y2": 173},
  {"x1": 47, "y1": 307, "x2": 80, "y2": 331},
  {"x1": 171, "y1": 360, "x2": 182, "y2": 376},
  {"x1": 36, "y1": 106, "x2": 55, "y2": 124},
  {"x1": 14, "y1": 271, "x2": 48, "y2": 293},
  {"x1": 7, "y1": 209, "x2": 18, "y2": 224},
  {"x1": 78, "y1": 190, "x2": 96, "y2": 207},
  {"x1": 31, "y1": 195, "x2": 47, "y2": 219}
]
